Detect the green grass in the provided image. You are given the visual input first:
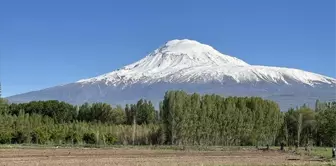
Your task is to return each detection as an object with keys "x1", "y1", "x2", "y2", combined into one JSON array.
[
  {"x1": 282, "y1": 146, "x2": 335, "y2": 161},
  {"x1": 310, "y1": 147, "x2": 334, "y2": 159}
]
